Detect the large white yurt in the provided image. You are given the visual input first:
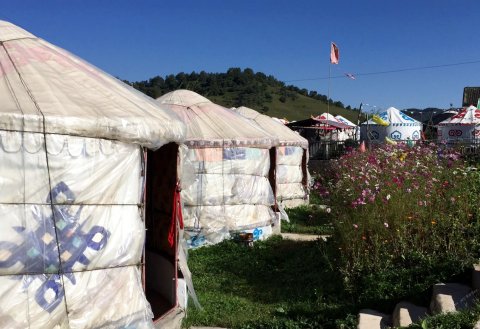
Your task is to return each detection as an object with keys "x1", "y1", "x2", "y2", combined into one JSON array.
[
  {"x1": 233, "y1": 106, "x2": 310, "y2": 208},
  {"x1": 0, "y1": 21, "x2": 195, "y2": 329},
  {"x1": 360, "y1": 107, "x2": 422, "y2": 142},
  {"x1": 156, "y1": 90, "x2": 278, "y2": 248},
  {"x1": 437, "y1": 106, "x2": 480, "y2": 143}
]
